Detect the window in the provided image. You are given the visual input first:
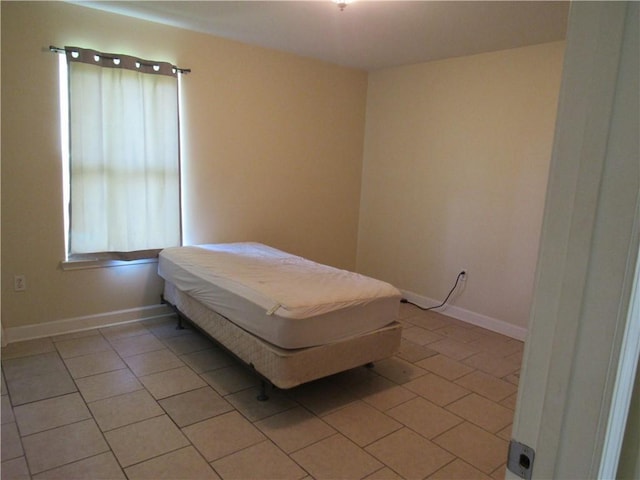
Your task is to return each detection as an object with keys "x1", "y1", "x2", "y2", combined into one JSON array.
[{"x1": 60, "y1": 46, "x2": 183, "y2": 262}]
